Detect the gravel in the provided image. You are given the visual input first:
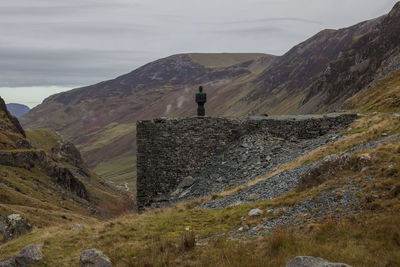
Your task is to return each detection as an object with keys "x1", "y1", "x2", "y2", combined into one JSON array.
[
  {"x1": 199, "y1": 164, "x2": 312, "y2": 209},
  {"x1": 253, "y1": 182, "x2": 361, "y2": 235},
  {"x1": 200, "y1": 134, "x2": 399, "y2": 210},
  {"x1": 174, "y1": 133, "x2": 339, "y2": 202}
]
